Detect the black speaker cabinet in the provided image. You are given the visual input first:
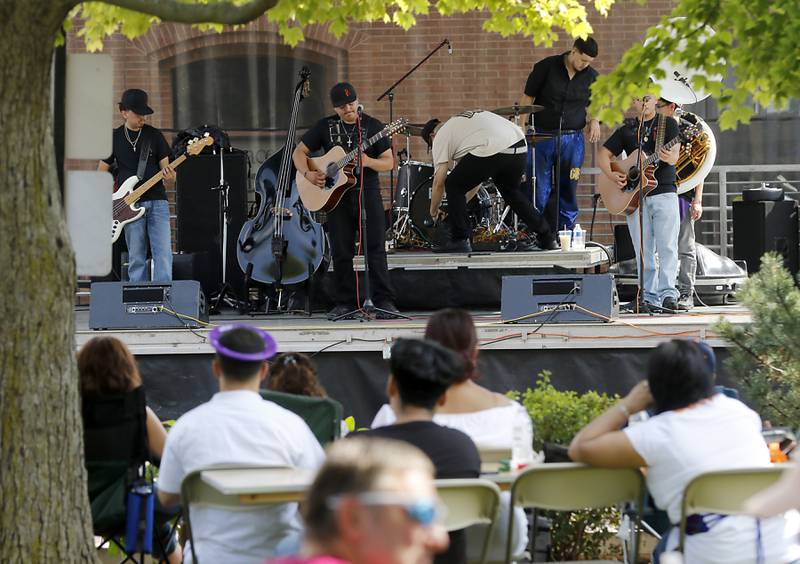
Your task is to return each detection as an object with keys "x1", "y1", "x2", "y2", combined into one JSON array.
[
  {"x1": 732, "y1": 200, "x2": 799, "y2": 275},
  {"x1": 176, "y1": 150, "x2": 249, "y2": 299},
  {"x1": 89, "y1": 281, "x2": 208, "y2": 329}
]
